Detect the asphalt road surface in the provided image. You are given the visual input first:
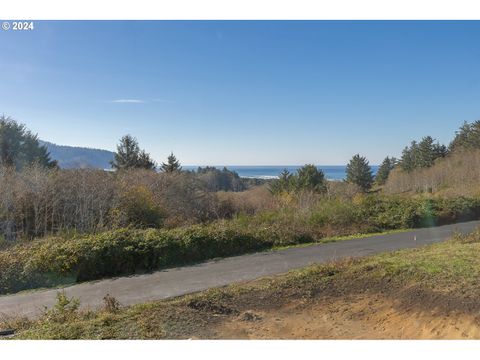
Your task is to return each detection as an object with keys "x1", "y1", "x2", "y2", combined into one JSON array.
[{"x1": 1, "y1": 220, "x2": 479, "y2": 319}]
